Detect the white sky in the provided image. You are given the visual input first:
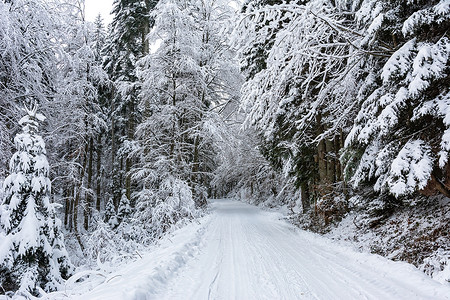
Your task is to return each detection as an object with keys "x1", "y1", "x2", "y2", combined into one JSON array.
[{"x1": 85, "y1": 0, "x2": 114, "y2": 25}]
